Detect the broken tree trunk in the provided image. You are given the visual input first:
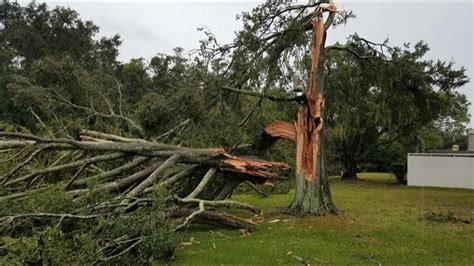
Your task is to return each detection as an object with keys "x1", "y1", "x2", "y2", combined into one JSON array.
[
  {"x1": 0, "y1": 130, "x2": 287, "y2": 231},
  {"x1": 263, "y1": 3, "x2": 337, "y2": 215}
]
